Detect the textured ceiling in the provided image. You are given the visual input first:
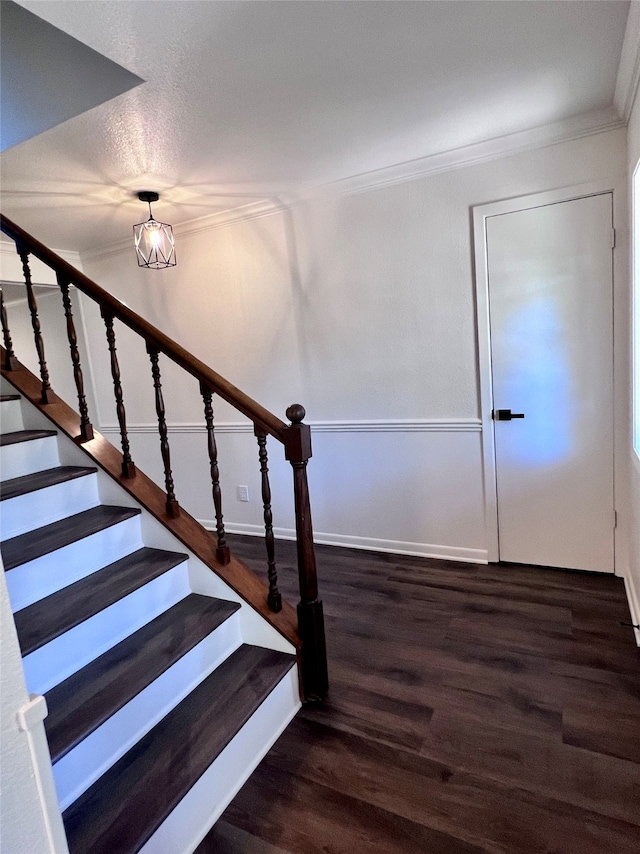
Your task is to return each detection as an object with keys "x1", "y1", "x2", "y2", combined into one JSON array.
[{"x1": 0, "y1": 0, "x2": 631, "y2": 253}]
